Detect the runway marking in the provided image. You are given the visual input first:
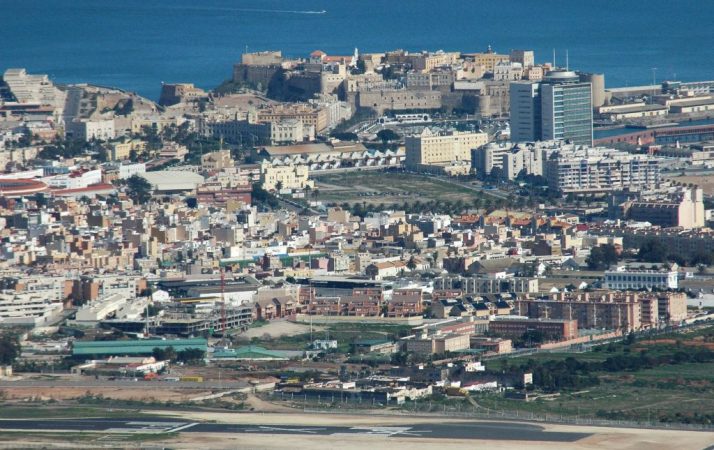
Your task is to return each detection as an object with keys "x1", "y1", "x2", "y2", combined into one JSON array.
[
  {"x1": 168, "y1": 423, "x2": 198, "y2": 433},
  {"x1": 246, "y1": 426, "x2": 327, "y2": 434},
  {"x1": 350, "y1": 426, "x2": 431, "y2": 437},
  {"x1": 107, "y1": 421, "x2": 190, "y2": 434}
]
